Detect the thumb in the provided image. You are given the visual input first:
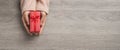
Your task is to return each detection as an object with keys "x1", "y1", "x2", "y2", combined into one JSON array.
[{"x1": 24, "y1": 11, "x2": 30, "y2": 25}]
